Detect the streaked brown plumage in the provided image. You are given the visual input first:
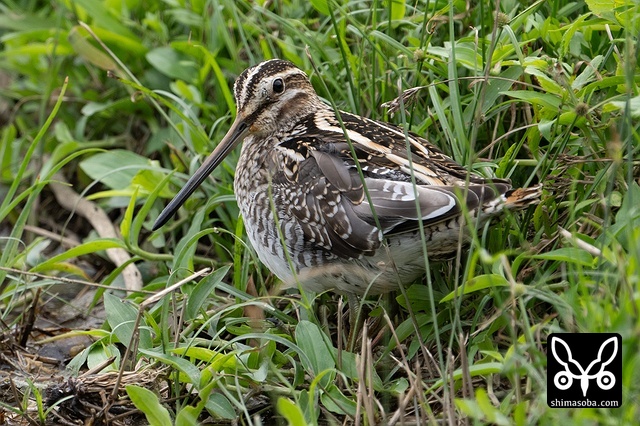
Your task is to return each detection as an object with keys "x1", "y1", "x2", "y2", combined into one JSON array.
[{"x1": 153, "y1": 59, "x2": 540, "y2": 296}]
